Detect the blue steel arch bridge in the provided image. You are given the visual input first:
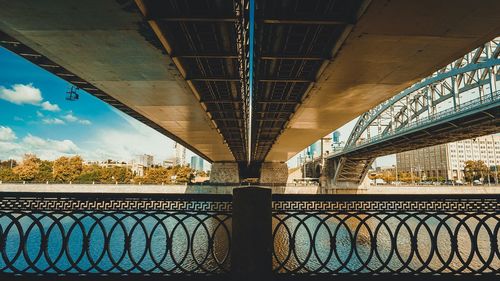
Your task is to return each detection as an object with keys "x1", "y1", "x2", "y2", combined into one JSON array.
[{"x1": 312, "y1": 38, "x2": 500, "y2": 186}]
